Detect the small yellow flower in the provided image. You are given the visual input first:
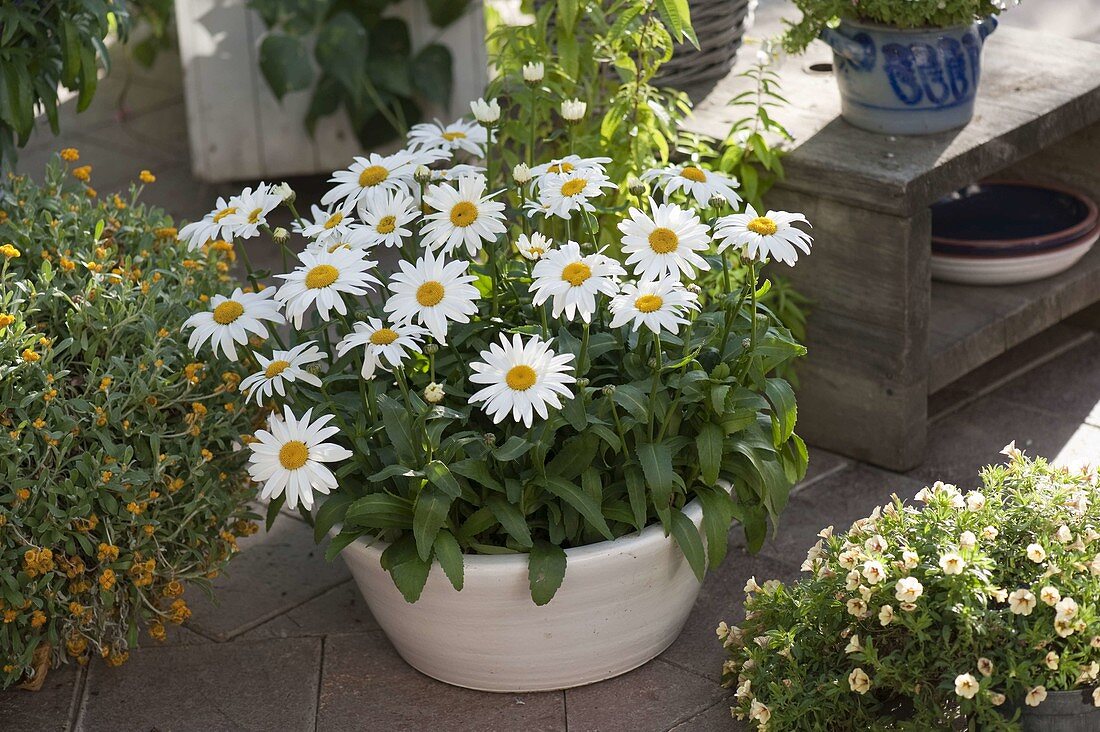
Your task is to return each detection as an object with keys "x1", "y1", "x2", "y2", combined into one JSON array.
[
  {"x1": 98, "y1": 569, "x2": 116, "y2": 591},
  {"x1": 157, "y1": 328, "x2": 169, "y2": 338},
  {"x1": 59, "y1": 257, "x2": 75, "y2": 271},
  {"x1": 148, "y1": 620, "x2": 167, "y2": 641},
  {"x1": 201, "y1": 448, "x2": 213, "y2": 462},
  {"x1": 99, "y1": 376, "x2": 112, "y2": 391},
  {"x1": 60, "y1": 148, "x2": 80, "y2": 162},
  {"x1": 16, "y1": 488, "x2": 30, "y2": 502},
  {"x1": 163, "y1": 579, "x2": 184, "y2": 597},
  {"x1": 30, "y1": 610, "x2": 46, "y2": 628},
  {"x1": 43, "y1": 388, "x2": 58, "y2": 402},
  {"x1": 38, "y1": 336, "x2": 51, "y2": 348},
  {"x1": 85, "y1": 187, "x2": 97, "y2": 198},
  {"x1": 139, "y1": 170, "x2": 156, "y2": 183},
  {"x1": 72, "y1": 165, "x2": 92, "y2": 181},
  {"x1": 0, "y1": 243, "x2": 20, "y2": 259},
  {"x1": 21, "y1": 348, "x2": 39, "y2": 363},
  {"x1": 0, "y1": 313, "x2": 14, "y2": 328},
  {"x1": 126, "y1": 501, "x2": 143, "y2": 515}
]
